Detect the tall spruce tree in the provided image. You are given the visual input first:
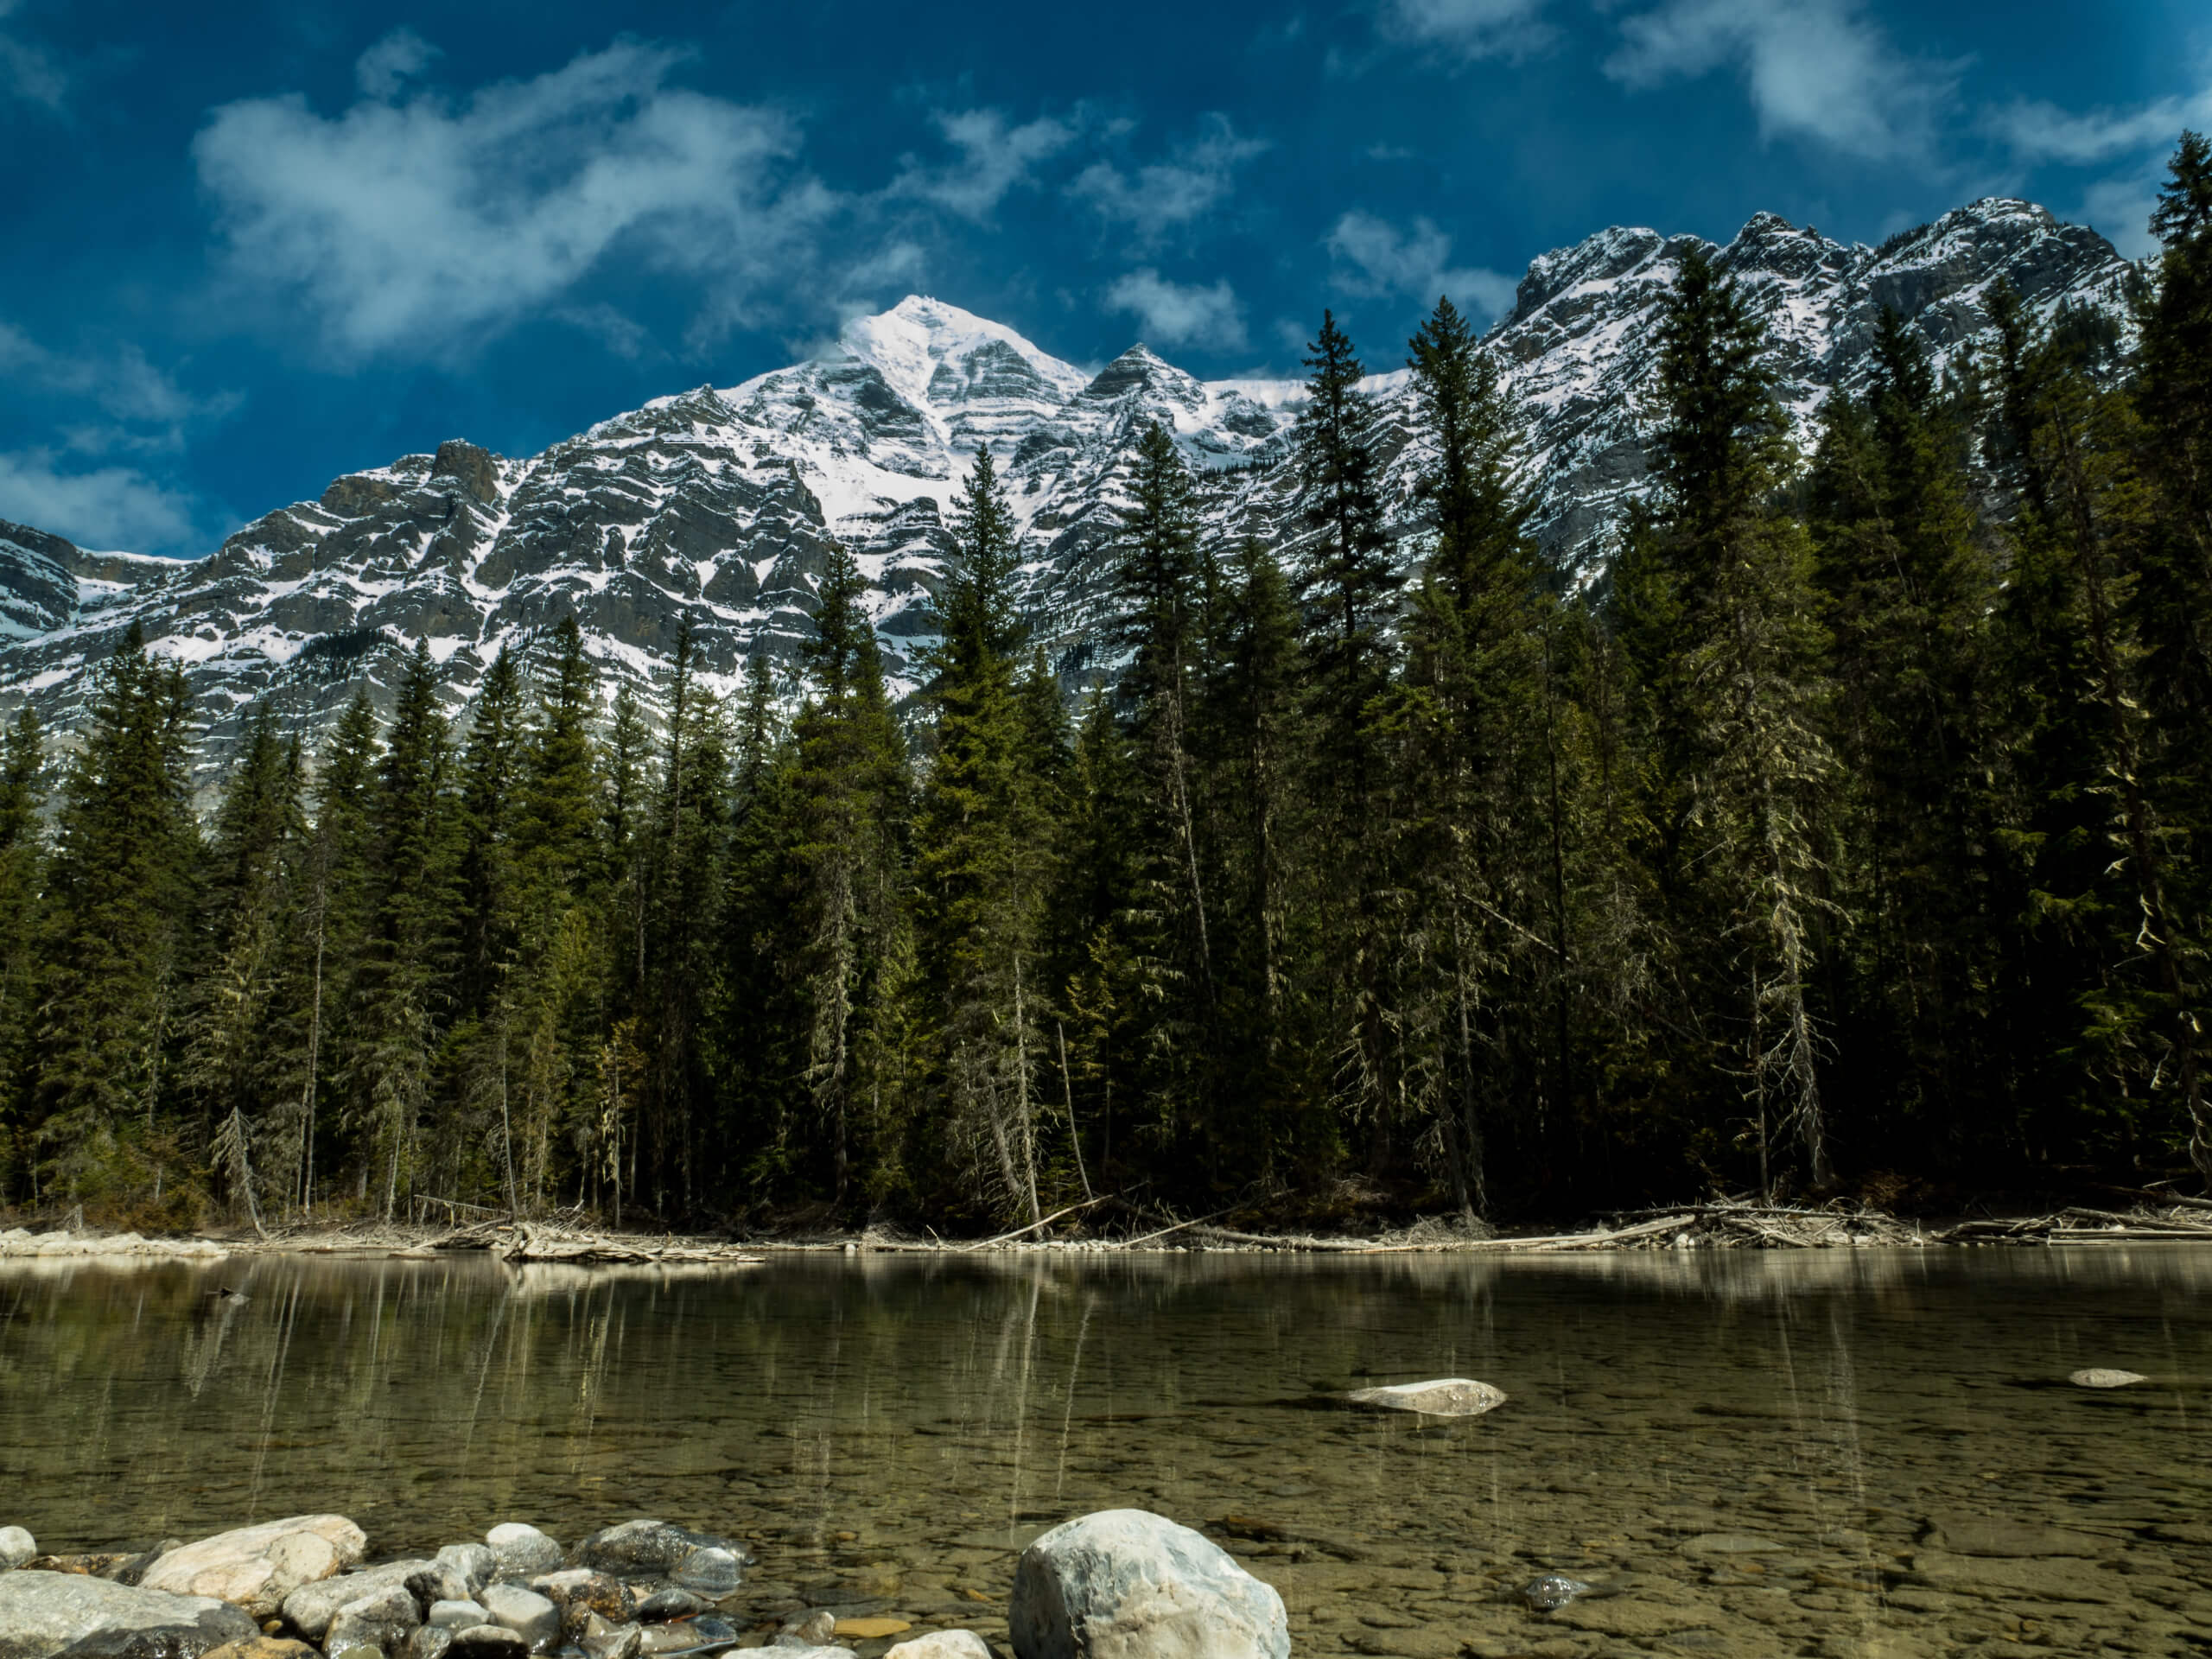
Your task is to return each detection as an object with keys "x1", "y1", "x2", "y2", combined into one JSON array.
[
  {"x1": 32, "y1": 623, "x2": 200, "y2": 1204},
  {"x1": 349, "y1": 642, "x2": 459, "y2": 1217},
  {"x1": 287, "y1": 691, "x2": 378, "y2": 1216},
  {"x1": 1105, "y1": 423, "x2": 1219, "y2": 1161},
  {"x1": 1614, "y1": 248, "x2": 1839, "y2": 1191},
  {"x1": 915, "y1": 449, "x2": 1056, "y2": 1221},
  {"x1": 1383, "y1": 295, "x2": 1559, "y2": 1216},
  {"x1": 1808, "y1": 310, "x2": 2005, "y2": 1151},
  {"x1": 181, "y1": 704, "x2": 306, "y2": 1229},
  {"x1": 1293, "y1": 311, "x2": 1406, "y2": 1169},
  {"x1": 0, "y1": 707, "x2": 44, "y2": 1191},
  {"x1": 787, "y1": 543, "x2": 912, "y2": 1203}
]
